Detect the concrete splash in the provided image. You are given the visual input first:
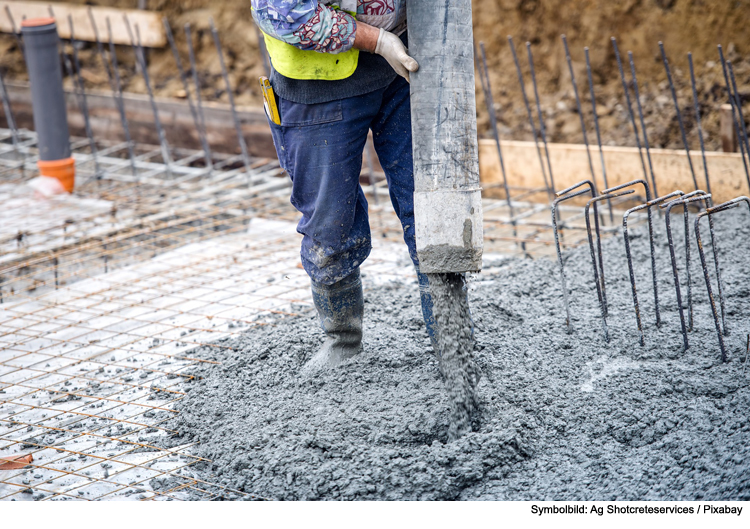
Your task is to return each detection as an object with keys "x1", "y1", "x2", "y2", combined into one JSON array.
[{"x1": 428, "y1": 272, "x2": 480, "y2": 440}]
